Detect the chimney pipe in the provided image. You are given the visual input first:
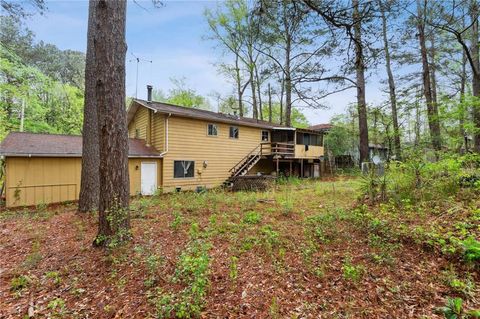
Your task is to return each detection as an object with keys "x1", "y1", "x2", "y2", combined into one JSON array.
[{"x1": 147, "y1": 85, "x2": 153, "y2": 103}]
